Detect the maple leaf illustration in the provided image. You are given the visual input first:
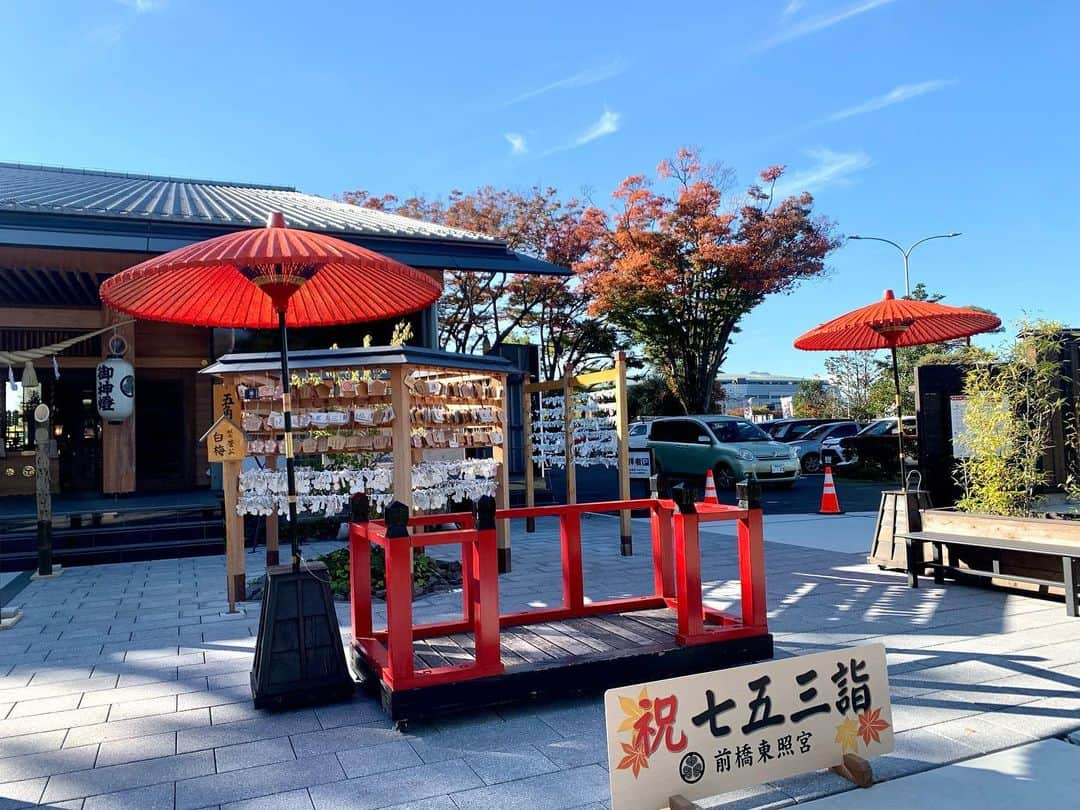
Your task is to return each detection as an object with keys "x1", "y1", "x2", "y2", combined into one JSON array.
[
  {"x1": 617, "y1": 687, "x2": 649, "y2": 734},
  {"x1": 858, "y1": 707, "x2": 890, "y2": 746},
  {"x1": 616, "y1": 741, "x2": 650, "y2": 778},
  {"x1": 834, "y1": 716, "x2": 859, "y2": 753}
]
